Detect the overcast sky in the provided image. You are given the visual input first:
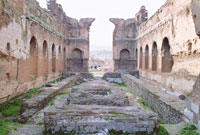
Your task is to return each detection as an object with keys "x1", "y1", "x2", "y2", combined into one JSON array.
[{"x1": 38, "y1": 0, "x2": 166, "y2": 51}]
